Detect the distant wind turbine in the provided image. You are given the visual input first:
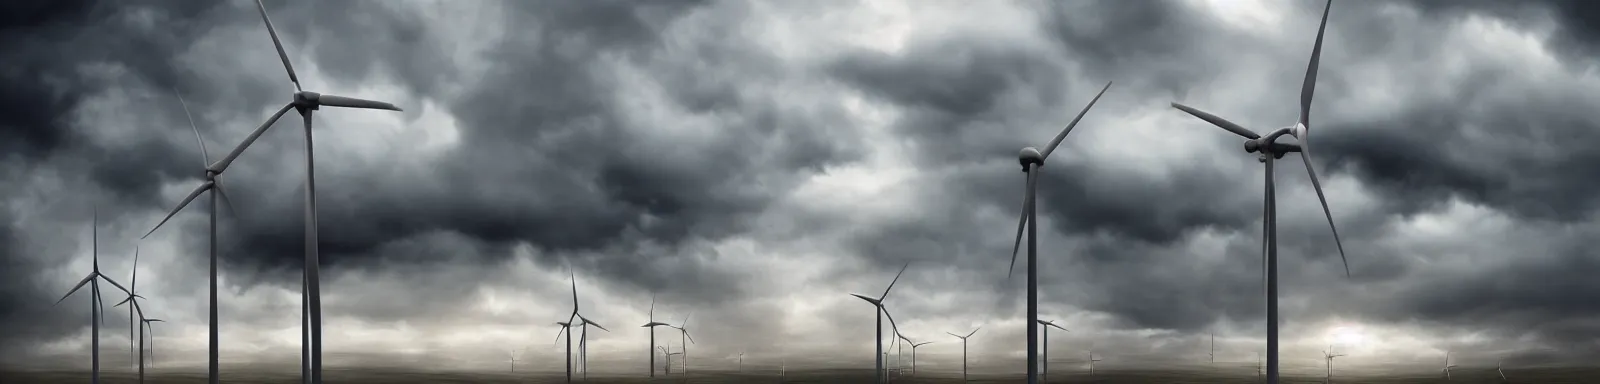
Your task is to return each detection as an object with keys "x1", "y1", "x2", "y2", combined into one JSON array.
[
  {"x1": 230, "y1": 3, "x2": 406, "y2": 381},
  {"x1": 1035, "y1": 319, "x2": 1068, "y2": 381},
  {"x1": 660, "y1": 344, "x2": 683, "y2": 375},
  {"x1": 142, "y1": 318, "x2": 164, "y2": 369},
  {"x1": 640, "y1": 294, "x2": 672, "y2": 378},
  {"x1": 141, "y1": 88, "x2": 239, "y2": 384},
  {"x1": 1257, "y1": 352, "x2": 1264, "y2": 383},
  {"x1": 1087, "y1": 349, "x2": 1103, "y2": 376},
  {"x1": 112, "y1": 248, "x2": 155, "y2": 383},
  {"x1": 554, "y1": 271, "x2": 592, "y2": 383},
  {"x1": 669, "y1": 313, "x2": 696, "y2": 377},
  {"x1": 1209, "y1": 332, "x2": 1215, "y2": 367},
  {"x1": 1442, "y1": 351, "x2": 1457, "y2": 380},
  {"x1": 738, "y1": 352, "x2": 744, "y2": 373},
  {"x1": 54, "y1": 208, "x2": 132, "y2": 384},
  {"x1": 947, "y1": 326, "x2": 981, "y2": 381},
  {"x1": 904, "y1": 338, "x2": 933, "y2": 377},
  {"x1": 1008, "y1": 80, "x2": 1113, "y2": 384},
  {"x1": 507, "y1": 348, "x2": 521, "y2": 373},
  {"x1": 850, "y1": 262, "x2": 910, "y2": 384},
  {"x1": 1168, "y1": 2, "x2": 1347, "y2": 383},
  {"x1": 1323, "y1": 345, "x2": 1345, "y2": 382},
  {"x1": 579, "y1": 317, "x2": 610, "y2": 379}
]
